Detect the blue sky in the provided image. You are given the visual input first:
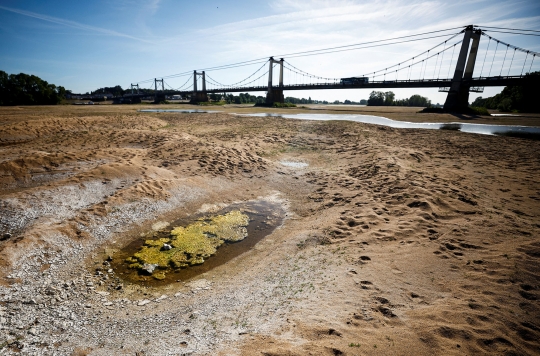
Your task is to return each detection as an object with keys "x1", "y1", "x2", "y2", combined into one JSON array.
[{"x1": 1, "y1": 0, "x2": 539, "y2": 103}]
